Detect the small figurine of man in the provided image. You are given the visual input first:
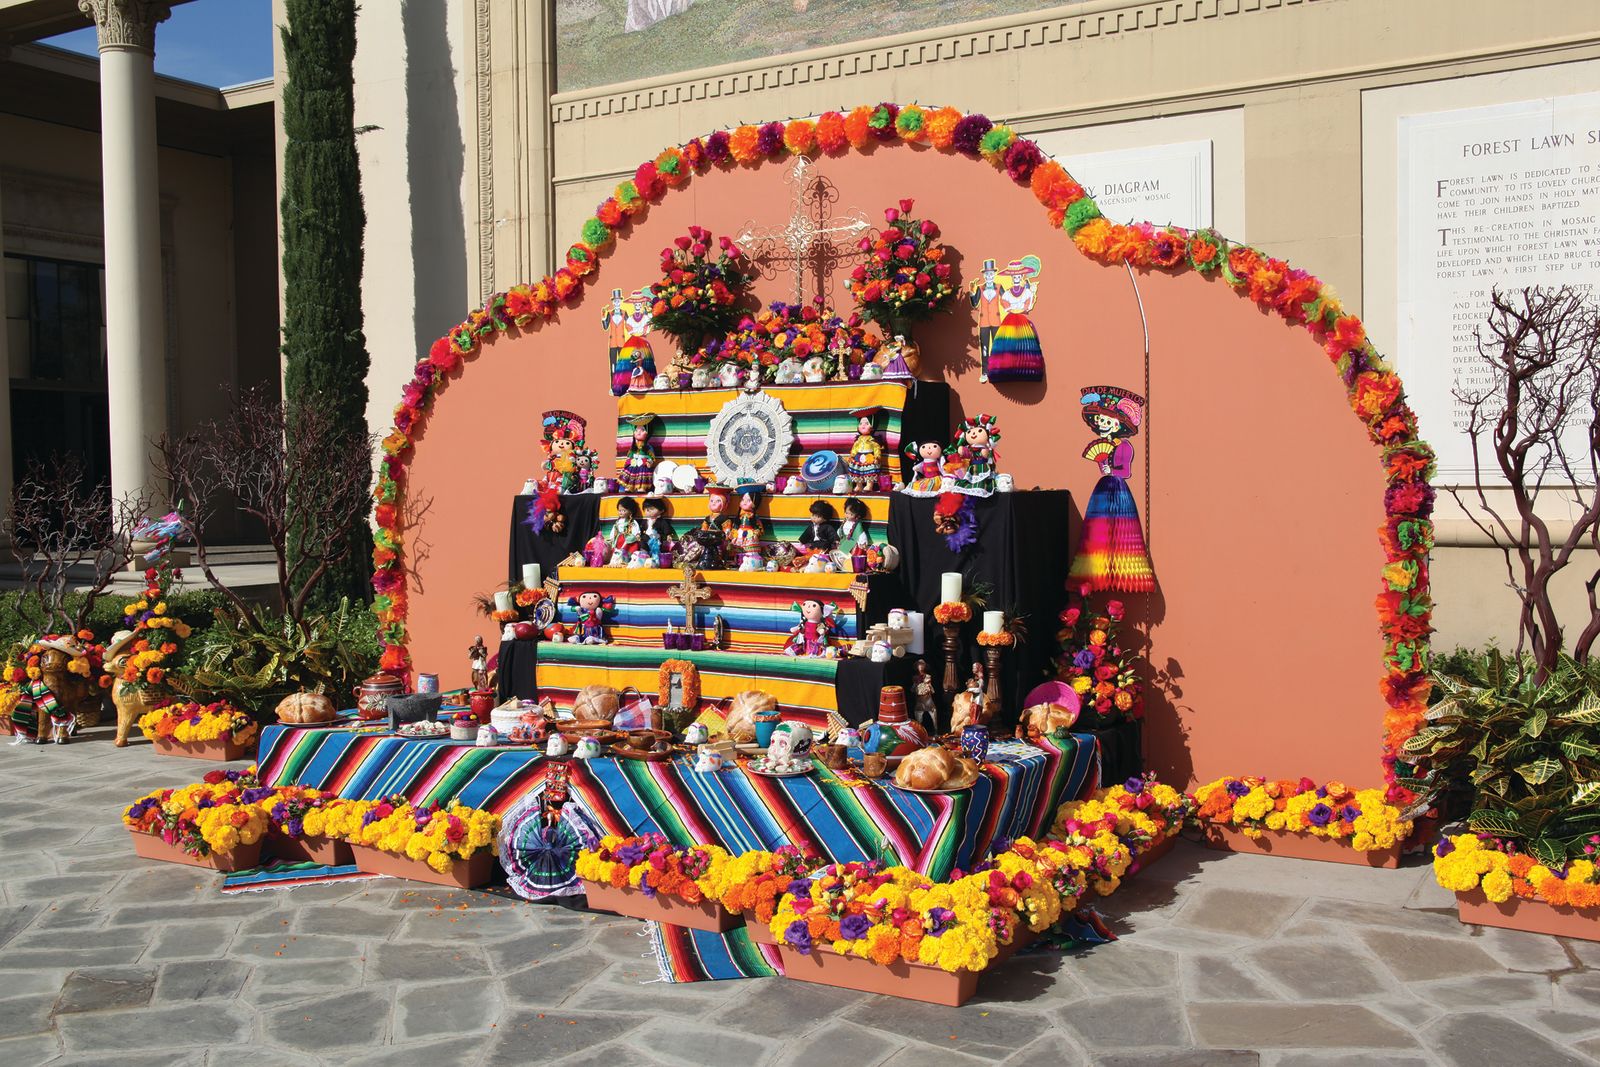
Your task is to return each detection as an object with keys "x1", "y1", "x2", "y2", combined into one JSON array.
[
  {"x1": 468, "y1": 635, "x2": 490, "y2": 691},
  {"x1": 965, "y1": 660, "x2": 987, "y2": 724},
  {"x1": 913, "y1": 659, "x2": 939, "y2": 731}
]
